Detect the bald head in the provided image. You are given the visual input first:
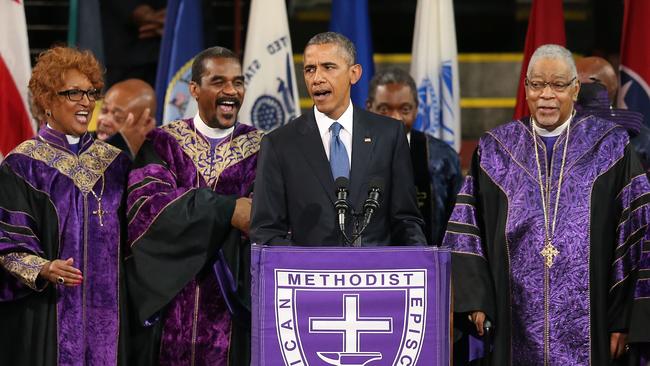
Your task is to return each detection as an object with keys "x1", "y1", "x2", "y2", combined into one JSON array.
[
  {"x1": 97, "y1": 79, "x2": 156, "y2": 140},
  {"x1": 575, "y1": 57, "x2": 617, "y2": 104},
  {"x1": 107, "y1": 79, "x2": 156, "y2": 117}
]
